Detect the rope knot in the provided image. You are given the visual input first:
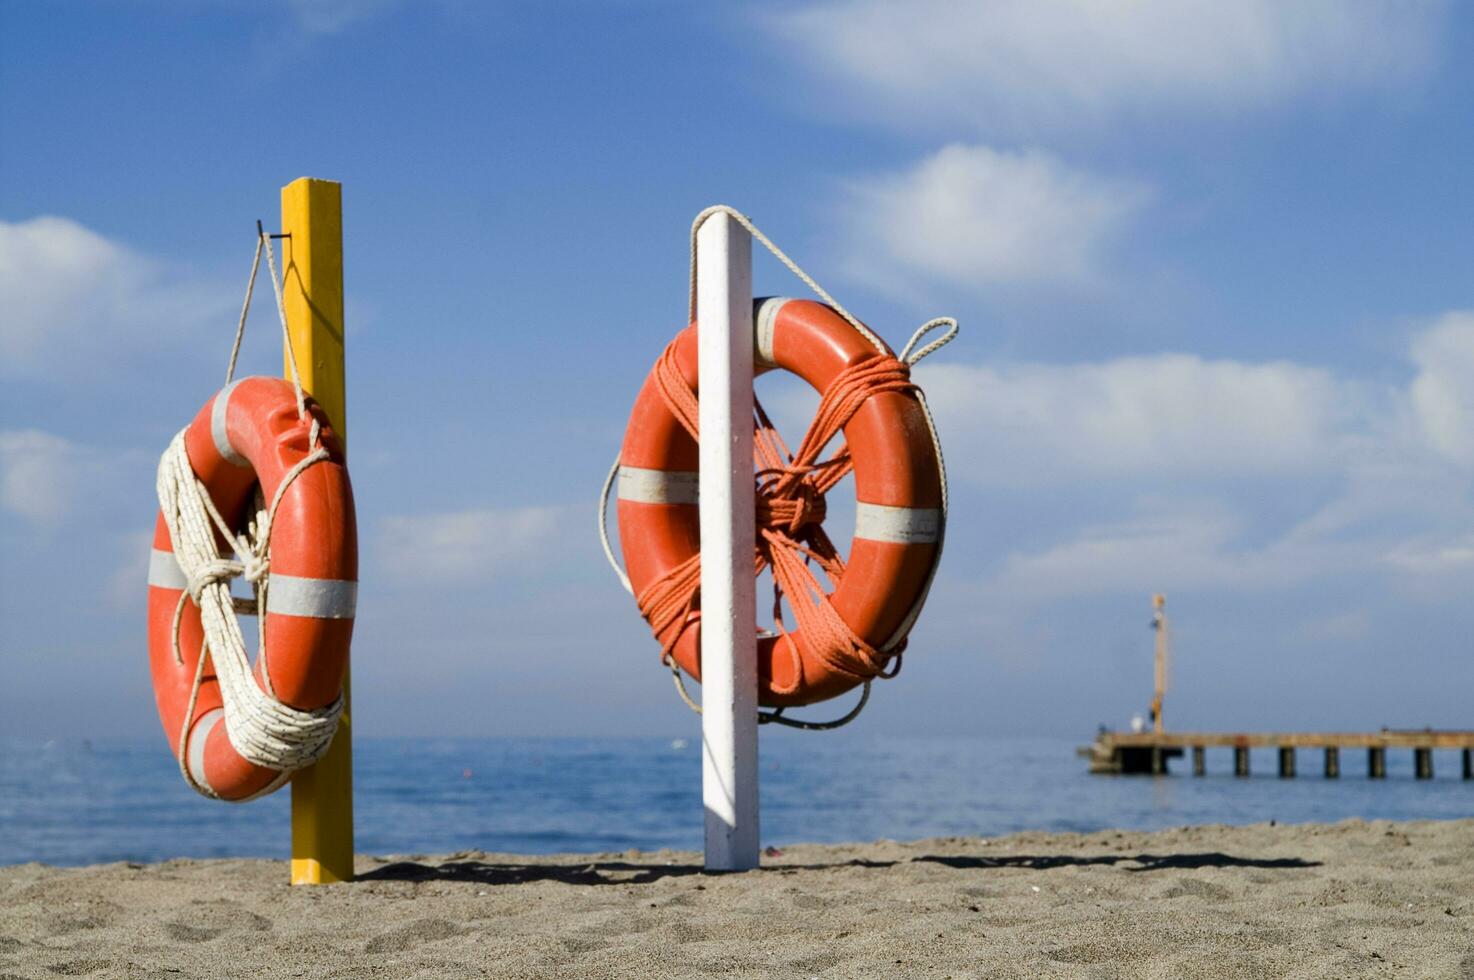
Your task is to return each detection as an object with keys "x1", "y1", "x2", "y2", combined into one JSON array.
[
  {"x1": 757, "y1": 479, "x2": 827, "y2": 536},
  {"x1": 186, "y1": 558, "x2": 244, "y2": 605},
  {"x1": 241, "y1": 553, "x2": 270, "y2": 586}
]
